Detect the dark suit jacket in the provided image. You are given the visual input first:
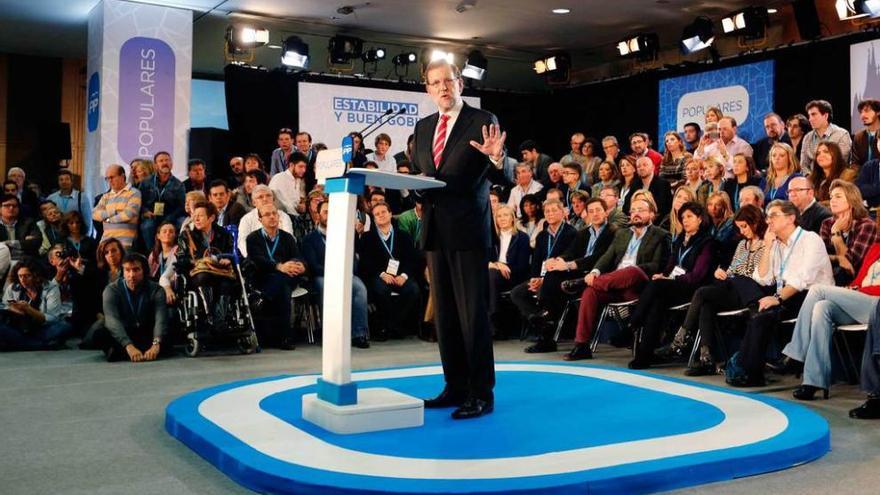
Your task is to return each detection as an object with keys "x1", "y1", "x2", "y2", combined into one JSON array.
[
  {"x1": 644, "y1": 176, "x2": 672, "y2": 222},
  {"x1": 858, "y1": 158, "x2": 880, "y2": 207},
  {"x1": 593, "y1": 225, "x2": 671, "y2": 277},
  {"x1": 218, "y1": 201, "x2": 247, "y2": 227},
  {"x1": 852, "y1": 130, "x2": 876, "y2": 169},
  {"x1": 0, "y1": 217, "x2": 41, "y2": 256},
  {"x1": 412, "y1": 103, "x2": 498, "y2": 252},
  {"x1": 799, "y1": 200, "x2": 832, "y2": 234},
  {"x1": 752, "y1": 133, "x2": 791, "y2": 171},
  {"x1": 492, "y1": 230, "x2": 531, "y2": 284},
  {"x1": 357, "y1": 226, "x2": 418, "y2": 280},
  {"x1": 530, "y1": 223, "x2": 577, "y2": 277},
  {"x1": 560, "y1": 223, "x2": 617, "y2": 272},
  {"x1": 245, "y1": 229, "x2": 302, "y2": 279}
]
